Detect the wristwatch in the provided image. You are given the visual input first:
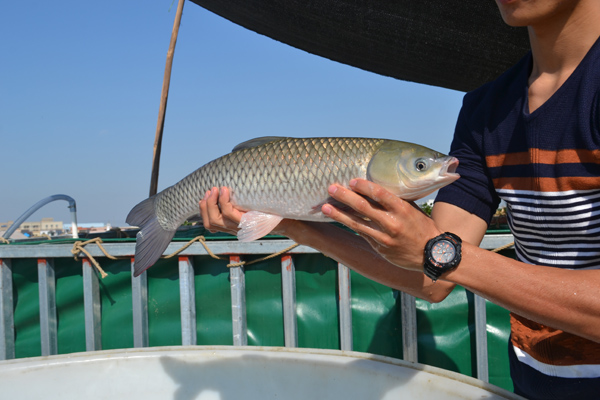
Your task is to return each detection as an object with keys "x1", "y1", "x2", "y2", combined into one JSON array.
[{"x1": 423, "y1": 232, "x2": 462, "y2": 281}]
